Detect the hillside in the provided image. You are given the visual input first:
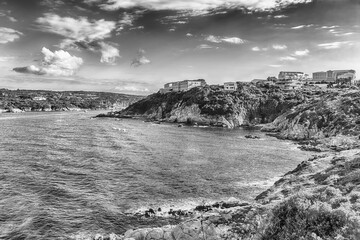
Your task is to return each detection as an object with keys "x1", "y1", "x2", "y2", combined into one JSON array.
[
  {"x1": 262, "y1": 89, "x2": 360, "y2": 151},
  {"x1": 0, "y1": 89, "x2": 144, "y2": 112},
  {"x1": 99, "y1": 84, "x2": 326, "y2": 128}
]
